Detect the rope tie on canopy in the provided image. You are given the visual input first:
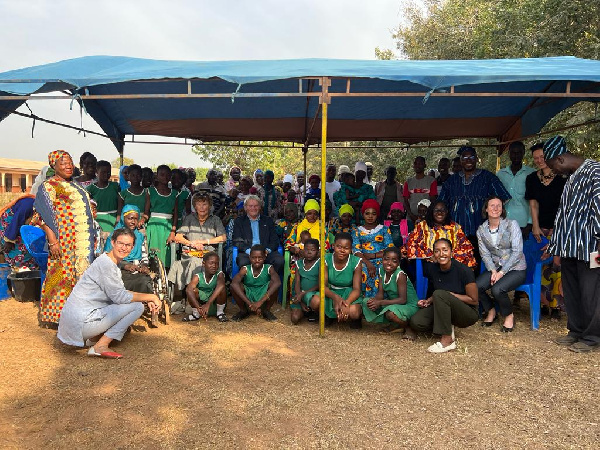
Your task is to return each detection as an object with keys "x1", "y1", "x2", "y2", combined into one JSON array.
[
  {"x1": 69, "y1": 89, "x2": 89, "y2": 136},
  {"x1": 231, "y1": 84, "x2": 242, "y2": 104},
  {"x1": 24, "y1": 102, "x2": 35, "y2": 138}
]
